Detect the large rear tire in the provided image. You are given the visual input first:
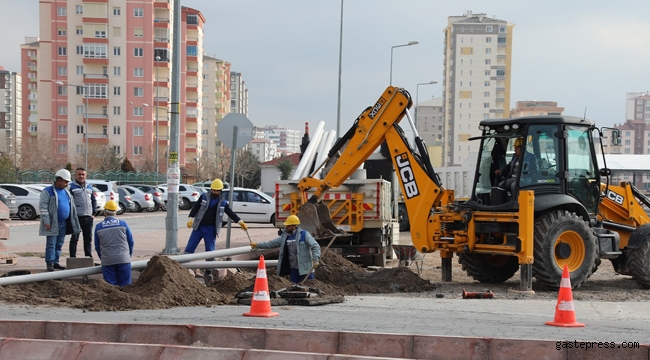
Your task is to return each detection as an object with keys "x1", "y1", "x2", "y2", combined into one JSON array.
[
  {"x1": 398, "y1": 204, "x2": 409, "y2": 232},
  {"x1": 458, "y1": 253, "x2": 519, "y2": 283},
  {"x1": 627, "y1": 235, "x2": 650, "y2": 289},
  {"x1": 532, "y1": 210, "x2": 598, "y2": 289}
]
